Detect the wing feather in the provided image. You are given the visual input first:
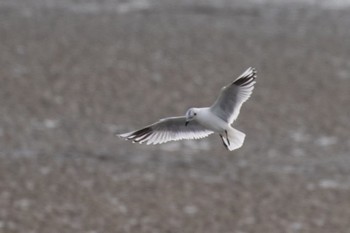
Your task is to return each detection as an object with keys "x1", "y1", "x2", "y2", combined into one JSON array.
[
  {"x1": 210, "y1": 67, "x2": 257, "y2": 124},
  {"x1": 117, "y1": 116, "x2": 213, "y2": 145}
]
